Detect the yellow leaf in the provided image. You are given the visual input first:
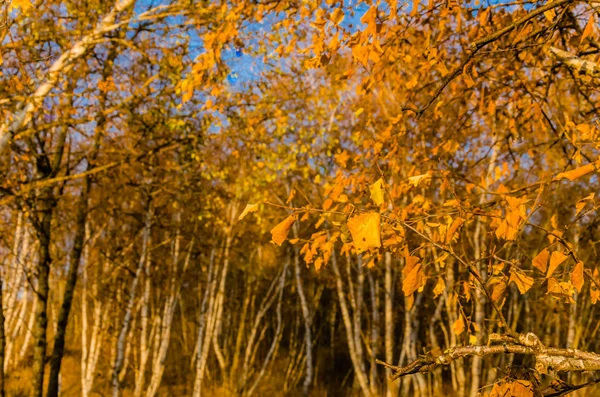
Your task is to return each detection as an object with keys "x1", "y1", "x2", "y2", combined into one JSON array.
[
  {"x1": 402, "y1": 263, "x2": 424, "y2": 296},
  {"x1": 532, "y1": 249, "x2": 549, "y2": 273},
  {"x1": 575, "y1": 193, "x2": 595, "y2": 216},
  {"x1": 330, "y1": 8, "x2": 345, "y2": 25},
  {"x1": 271, "y1": 215, "x2": 297, "y2": 246},
  {"x1": 347, "y1": 213, "x2": 381, "y2": 252},
  {"x1": 490, "y1": 380, "x2": 534, "y2": 397},
  {"x1": 369, "y1": 178, "x2": 385, "y2": 206},
  {"x1": 547, "y1": 278, "x2": 576, "y2": 302},
  {"x1": 581, "y1": 14, "x2": 596, "y2": 44},
  {"x1": 408, "y1": 172, "x2": 431, "y2": 187},
  {"x1": 10, "y1": 0, "x2": 32, "y2": 12},
  {"x1": 554, "y1": 162, "x2": 597, "y2": 181},
  {"x1": 509, "y1": 269, "x2": 534, "y2": 294},
  {"x1": 445, "y1": 217, "x2": 465, "y2": 243},
  {"x1": 452, "y1": 316, "x2": 465, "y2": 335},
  {"x1": 433, "y1": 277, "x2": 445, "y2": 298},
  {"x1": 547, "y1": 251, "x2": 568, "y2": 278},
  {"x1": 571, "y1": 261, "x2": 584, "y2": 293},
  {"x1": 490, "y1": 278, "x2": 507, "y2": 303},
  {"x1": 238, "y1": 203, "x2": 259, "y2": 221}
]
